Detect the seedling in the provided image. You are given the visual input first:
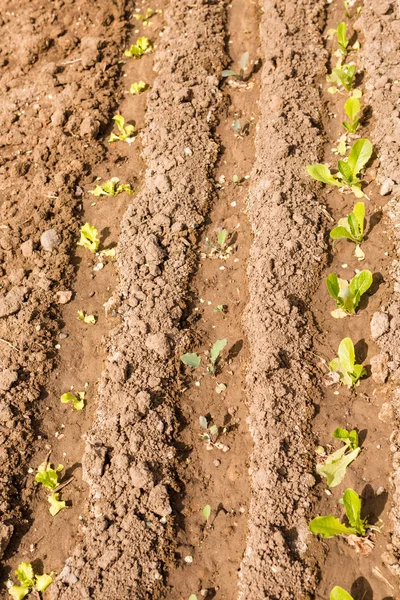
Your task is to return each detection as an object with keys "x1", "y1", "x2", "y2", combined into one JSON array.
[
  {"x1": 327, "y1": 60, "x2": 356, "y2": 92},
  {"x1": 48, "y1": 492, "x2": 67, "y2": 516},
  {"x1": 7, "y1": 562, "x2": 53, "y2": 600},
  {"x1": 329, "y1": 337, "x2": 366, "y2": 387},
  {"x1": 77, "y1": 310, "x2": 97, "y2": 324},
  {"x1": 326, "y1": 269, "x2": 372, "y2": 318},
  {"x1": 199, "y1": 416, "x2": 229, "y2": 452},
  {"x1": 134, "y1": 8, "x2": 159, "y2": 27},
  {"x1": 109, "y1": 115, "x2": 135, "y2": 143},
  {"x1": 335, "y1": 134, "x2": 347, "y2": 156},
  {"x1": 89, "y1": 178, "x2": 133, "y2": 197},
  {"x1": 207, "y1": 338, "x2": 227, "y2": 374},
  {"x1": 316, "y1": 428, "x2": 360, "y2": 487},
  {"x1": 130, "y1": 81, "x2": 147, "y2": 94},
  {"x1": 307, "y1": 138, "x2": 373, "y2": 198},
  {"x1": 327, "y1": 22, "x2": 349, "y2": 55},
  {"x1": 124, "y1": 37, "x2": 152, "y2": 58},
  {"x1": 180, "y1": 353, "x2": 201, "y2": 368},
  {"x1": 61, "y1": 391, "x2": 85, "y2": 410},
  {"x1": 100, "y1": 248, "x2": 116, "y2": 258},
  {"x1": 343, "y1": 96, "x2": 362, "y2": 133},
  {"x1": 231, "y1": 119, "x2": 248, "y2": 137},
  {"x1": 189, "y1": 596, "x2": 198, "y2": 600},
  {"x1": 77, "y1": 222, "x2": 100, "y2": 253},
  {"x1": 205, "y1": 229, "x2": 233, "y2": 260},
  {"x1": 213, "y1": 304, "x2": 227, "y2": 314},
  {"x1": 202, "y1": 504, "x2": 211, "y2": 523},
  {"x1": 330, "y1": 202, "x2": 364, "y2": 244},
  {"x1": 330, "y1": 588, "x2": 354, "y2": 600},
  {"x1": 35, "y1": 461, "x2": 63, "y2": 491},
  {"x1": 222, "y1": 51, "x2": 249, "y2": 80}
]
